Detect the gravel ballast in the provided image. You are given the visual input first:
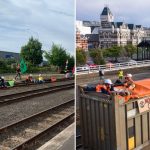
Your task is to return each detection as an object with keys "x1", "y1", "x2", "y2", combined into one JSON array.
[
  {"x1": 0, "y1": 80, "x2": 74, "y2": 96},
  {"x1": 0, "y1": 89, "x2": 74, "y2": 128}
]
